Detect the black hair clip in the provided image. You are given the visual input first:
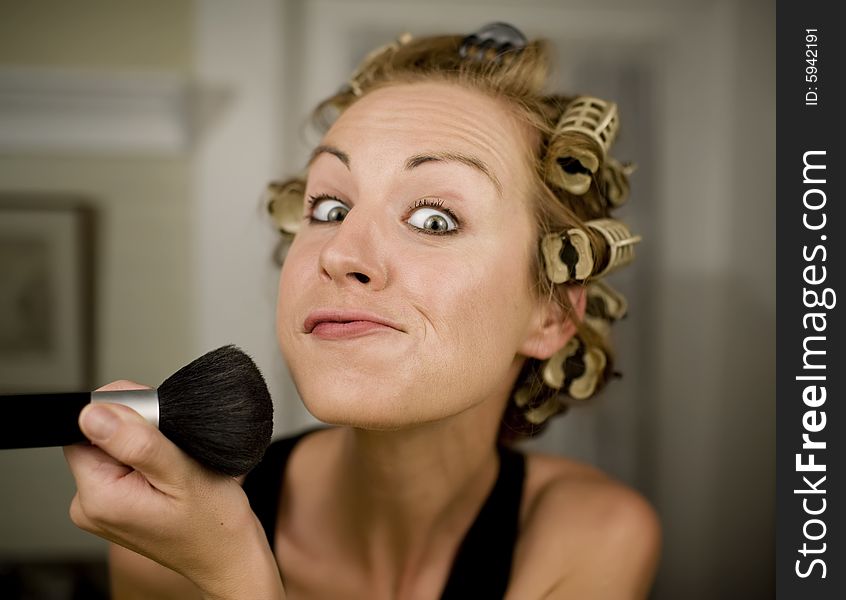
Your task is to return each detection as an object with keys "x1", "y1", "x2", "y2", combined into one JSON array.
[{"x1": 459, "y1": 22, "x2": 527, "y2": 62}]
